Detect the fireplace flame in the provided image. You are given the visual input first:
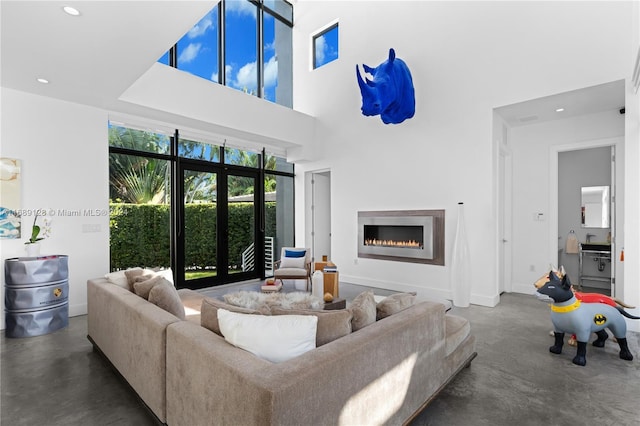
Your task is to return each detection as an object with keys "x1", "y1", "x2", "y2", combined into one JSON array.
[{"x1": 364, "y1": 239, "x2": 423, "y2": 249}]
